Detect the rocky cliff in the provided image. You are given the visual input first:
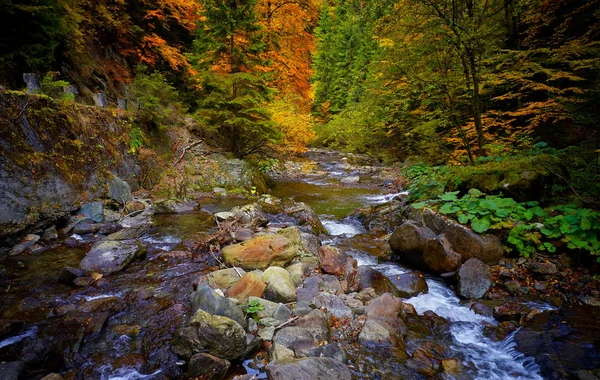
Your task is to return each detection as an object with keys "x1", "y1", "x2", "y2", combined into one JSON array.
[{"x1": 0, "y1": 90, "x2": 139, "y2": 254}]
